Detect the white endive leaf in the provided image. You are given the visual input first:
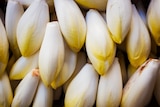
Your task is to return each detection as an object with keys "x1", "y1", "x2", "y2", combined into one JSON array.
[
  {"x1": 39, "y1": 21, "x2": 64, "y2": 86},
  {"x1": 106, "y1": 0, "x2": 132, "y2": 44},
  {"x1": 121, "y1": 59, "x2": 160, "y2": 107},
  {"x1": 0, "y1": 73, "x2": 13, "y2": 107},
  {"x1": 75, "y1": 0, "x2": 107, "y2": 11},
  {"x1": 32, "y1": 80, "x2": 53, "y2": 107},
  {"x1": 0, "y1": 18, "x2": 9, "y2": 76},
  {"x1": 17, "y1": 0, "x2": 49, "y2": 56},
  {"x1": 64, "y1": 63, "x2": 99, "y2": 107},
  {"x1": 147, "y1": 0, "x2": 160, "y2": 46},
  {"x1": 86, "y1": 9, "x2": 116, "y2": 75},
  {"x1": 54, "y1": 0, "x2": 86, "y2": 52},
  {"x1": 63, "y1": 51, "x2": 87, "y2": 93},
  {"x1": 11, "y1": 69, "x2": 40, "y2": 107},
  {"x1": 126, "y1": 5, "x2": 151, "y2": 68},
  {"x1": 9, "y1": 51, "x2": 39, "y2": 80},
  {"x1": 51, "y1": 41, "x2": 77, "y2": 89},
  {"x1": 96, "y1": 58, "x2": 122, "y2": 107},
  {"x1": 5, "y1": 0, "x2": 24, "y2": 59}
]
